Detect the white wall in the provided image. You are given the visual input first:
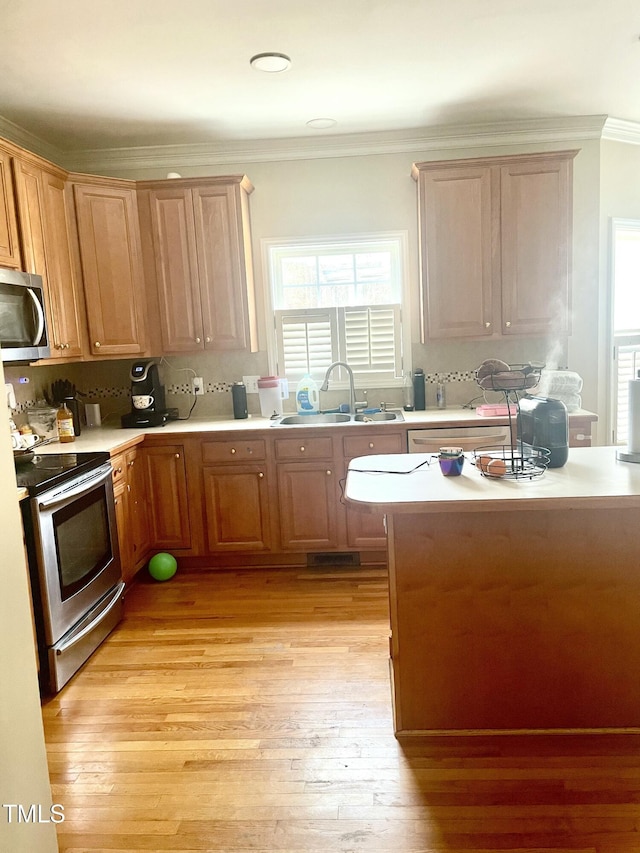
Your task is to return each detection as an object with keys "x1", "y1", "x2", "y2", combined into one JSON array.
[{"x1": 0, "y1": 361, "x2": 58, "y2": 852}]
